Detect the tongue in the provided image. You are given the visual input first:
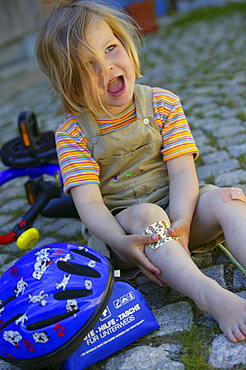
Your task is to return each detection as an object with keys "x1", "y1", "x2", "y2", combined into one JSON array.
[{"x1": 107, "y1": 77, "x2": 123, "y2": 93}]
